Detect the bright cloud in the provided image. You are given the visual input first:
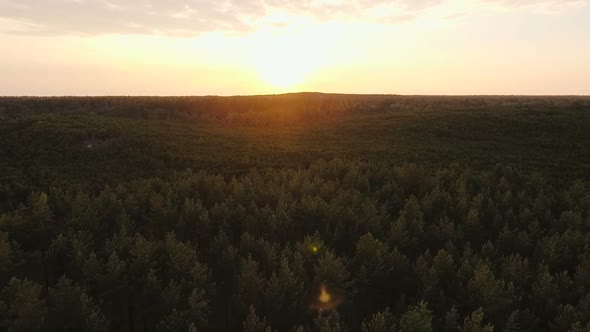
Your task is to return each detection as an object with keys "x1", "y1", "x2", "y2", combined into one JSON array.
[
  {"x1": 482, "y1": 0, "x2": 586, "y2": 13},
  {"x1": 0, "y1": 0, "x2": 585, "y2": 36}
]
